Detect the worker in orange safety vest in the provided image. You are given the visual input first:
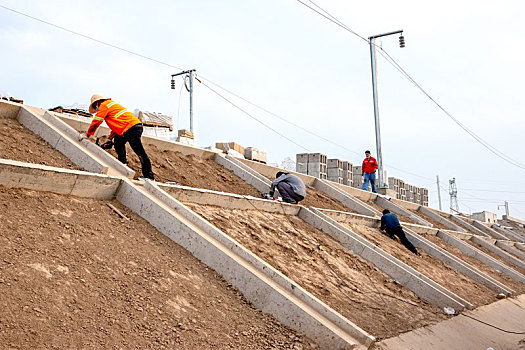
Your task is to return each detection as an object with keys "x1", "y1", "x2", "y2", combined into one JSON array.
[{"x1": 79, "y1": 94, "x2": 155, "y2": 180}]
